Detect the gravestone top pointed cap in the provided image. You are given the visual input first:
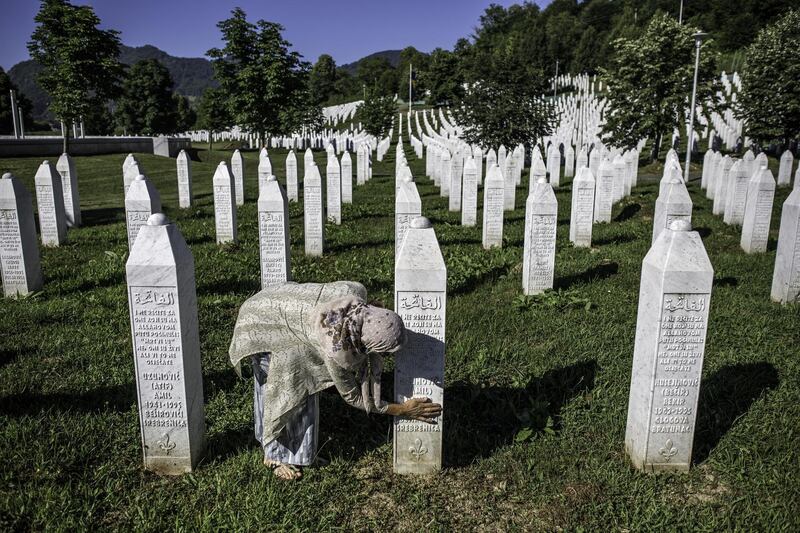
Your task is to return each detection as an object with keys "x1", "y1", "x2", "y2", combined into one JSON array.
[
  {"x1": 2, "y1": 173, "x2": 12, "y2": 179},
  {"x1": 43, "y1": 160, "x2": 50, "y2": 165},
  {"x1": 403, "y1": 176, "x2": 413, "y2": 183},
  {"x1": 669, "y1": 219, "x2": 691, "y2": 232},
  {"x1": 537, "y1": 177, "x2": 547, "y2": 184},
  {"x1": 411, "y1": 216, "x2": 432, "y2": 229},
  {"x1": 134, "y1": 174, "x2": 146, "y2": 181},
  {"x1": 267, "y1": 175, "x2": 277, "y2": 182},
  {"x1": 147, "y1": 213, "x2": 169, "y2": 226},
  {"x1": 219, "y1": 161, "x2": 227, "y2": 167}
]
